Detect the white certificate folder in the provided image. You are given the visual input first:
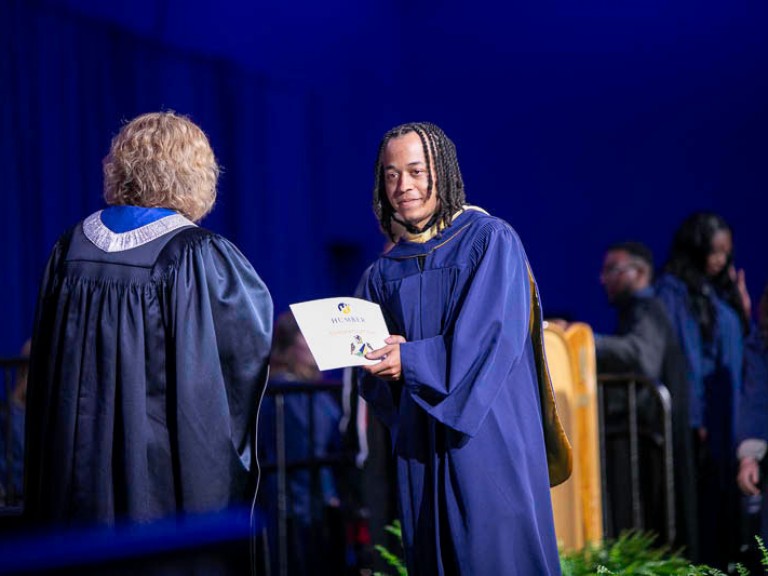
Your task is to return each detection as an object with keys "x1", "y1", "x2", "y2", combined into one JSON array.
[{"x1": 289, "y1": 297, "x2": 391, "y2": 371}]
